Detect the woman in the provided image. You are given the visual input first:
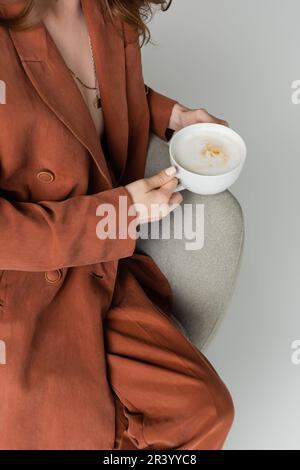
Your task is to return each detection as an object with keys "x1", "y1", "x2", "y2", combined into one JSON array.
[{"x1": 0, "y1": 0, "x2": 234, "y2": 450}]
